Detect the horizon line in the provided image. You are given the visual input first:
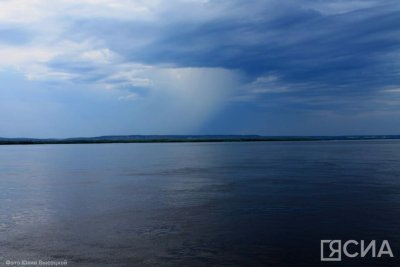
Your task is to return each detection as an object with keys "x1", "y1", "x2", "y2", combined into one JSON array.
[{"x1": 1, "y1": 134, "x2": 400, "y2": 140}]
